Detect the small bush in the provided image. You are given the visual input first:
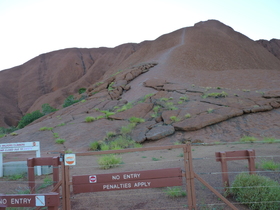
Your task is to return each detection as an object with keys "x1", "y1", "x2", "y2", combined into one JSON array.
[
  {"x1": 0, "y1": 126, "x2": 18, "y2": 134},
  {"x1": 10, "y1": 132, "x2": 18, "y2": 136},
  {"x1": 42, "y1": 103, "x2": 57, "y2": 115},
  {"x1": 153, "y1": 105, "x2": 161, "y2": 113},
  {"x1": 17, "y1": 110, "x2": 44, "y2": 129},
  {"x1": 170, "y1": 116, "x2": 180, "y2": 122},
  {"x1": 78, "y1": 87, "x2": 86, "y2": 94},
  {"x1": 164, "y1": 186, "x2": 186, "y2": 198},
  {"x1": 55, "y1": 139, "x2": 65, "y2": 144},
  {"x1": 129, "y1": 117, "x2": 145, "y2": 123},
  {"x1": 185, "y1": 113, "x2": 191, "y2": 118},
  {"x1": 37, "y1": 177, "x2": 53, "y2": 190},
  {"x1": 57, "y1": 123, "x2": 65, "y2": 127},
  {"x1": 263, "y1": 137, "x2": 276, "y2": 144},
  {"x1": 100, "y1": 110, "x2": 115, "y2": 118},
  {"x1": 106, "y1": 131, "x2": 117, "y2": 138},
  {"x1": 85, "y1": 116, "x2": 95, "y2": 123},
  {"x1": 231, "y1": 173, "x2": 280, "y2": 210},
  {"x1": 261, "y1": 159, "x2": 280, "y2": 171},
  {"x1": 39, "y1": 127, "x2": 53, "y2": 131},
  {"x1": 116, "y1": 103, "x2": 133, "y2": 113},
  {"x1": 121, "y1": 123, "x2": 136, "y2": 135},
  {"x1": 202, "y1": 91, "x2": 228, "y2": 98},
  {"x1": 53, "y1": 133, "x2": 59, "y2": 138},
  {"x1": 98, "y1": 154, "x2": 122, "y2": 169},
  {"x1": 63, "y1": 95, "x2": 79, "y2": 108},
  {"x1": 179, "y1": 96, "x2": 189, "y2": 101},
  {"x1": 240, "y1": 136, "x2": 257, "y2": 143},
  {"x1": 108, "y1": 82, "x2": 115, "y2": 91},
  {"x1": 207, "y1": 108, "x2": 214, "y2": 113},
  {"x1": 89, "y1": 141, "x2": 101, "y2": 151},
  {"x1": 8, "y1": 173, "x2": 26, "y2": 180},
  {"x1": 160, "y1": 97, "x2": 169, "y2": 101}
]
